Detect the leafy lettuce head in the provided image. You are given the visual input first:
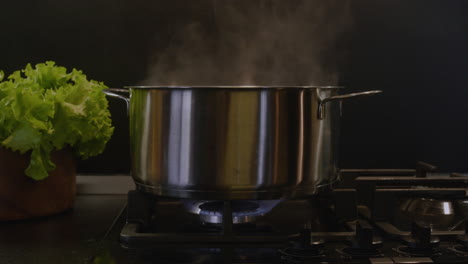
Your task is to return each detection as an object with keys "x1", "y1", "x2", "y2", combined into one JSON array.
[{"x1": 0, "y1": 61, "x2": 114, "y2": 180}]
